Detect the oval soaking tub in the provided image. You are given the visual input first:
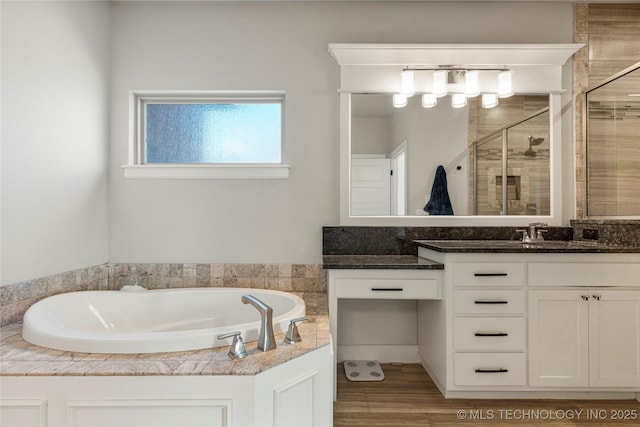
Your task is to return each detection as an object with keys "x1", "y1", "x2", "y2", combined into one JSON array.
[{"x1": 22, "y1": 288, "x2": 305, "y2": 354}]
